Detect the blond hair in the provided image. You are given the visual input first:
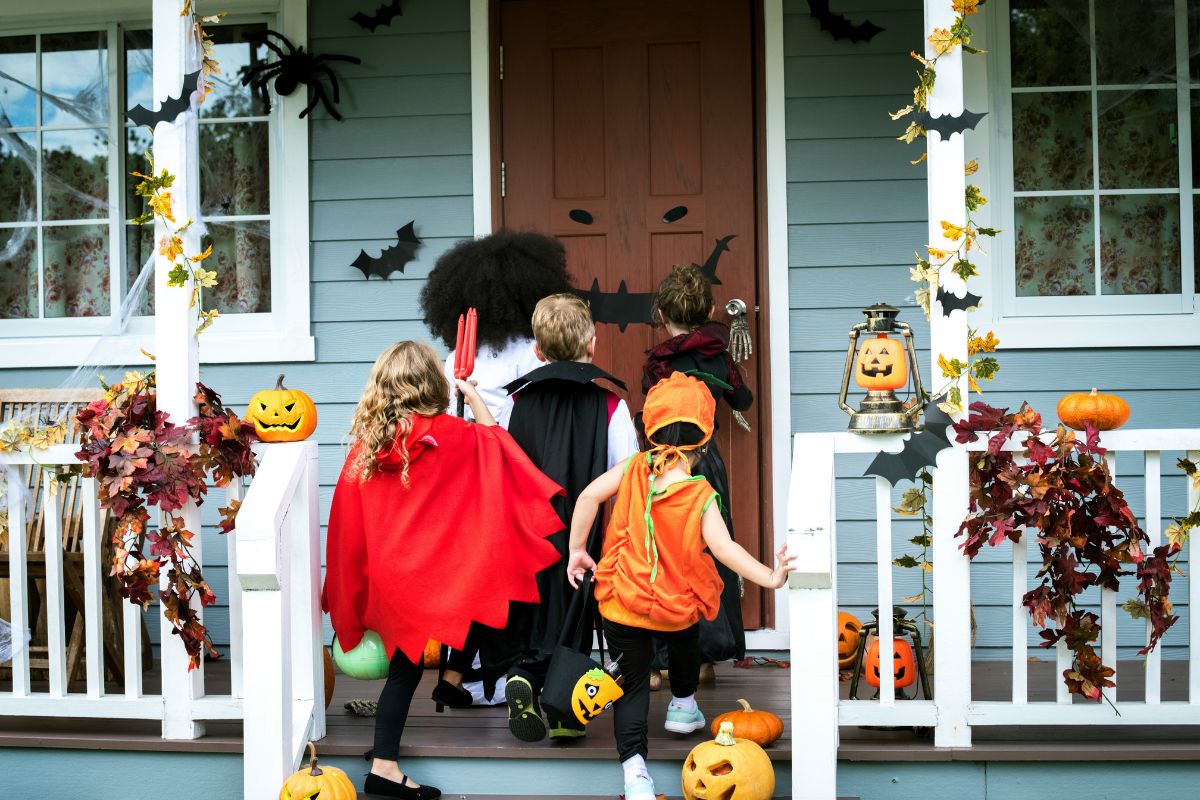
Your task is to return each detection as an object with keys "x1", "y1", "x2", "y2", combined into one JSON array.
[
  {"x1": 346, "y1": 341, "x2": 449, "y2": 484},
  {"x1": 532, "y1": 293, "x2": 594, "y2": 362},
  {"x1": 654, "y1": 263, "x2": 712, "y2": 330}
]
